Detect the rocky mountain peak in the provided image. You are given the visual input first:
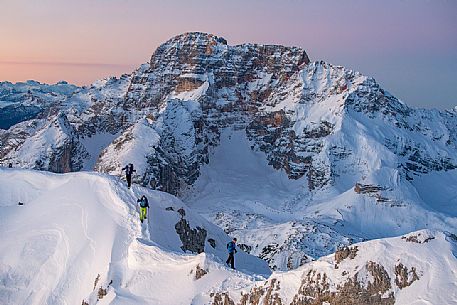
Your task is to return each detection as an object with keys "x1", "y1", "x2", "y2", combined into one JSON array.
[
  {"x1": 149, "y1": 32, "x2": 227, "y2": 69},
  {"x1": 161, "y1": 31, "x2": 228, "y2": 49},
  {"x1": 148, "y1": 31, "x2": 310, "y2": 74}
]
